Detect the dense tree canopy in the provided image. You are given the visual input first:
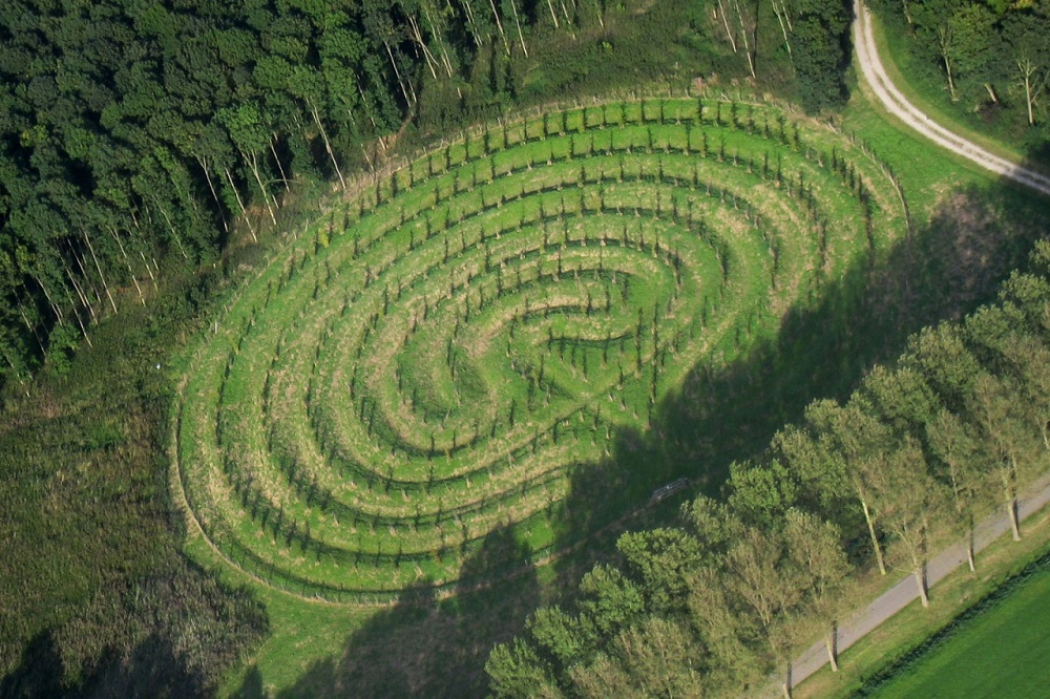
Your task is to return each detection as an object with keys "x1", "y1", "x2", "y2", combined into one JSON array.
[
  {"x1": 0, "y1": 0, "x2": 403, "y2": 386},
  {"x1": 870, "y1": 0, "x2": 1050, "y2": 138},
  {"x1": 487, "y1": 241, "x2": 1050, "y2": 697}
]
